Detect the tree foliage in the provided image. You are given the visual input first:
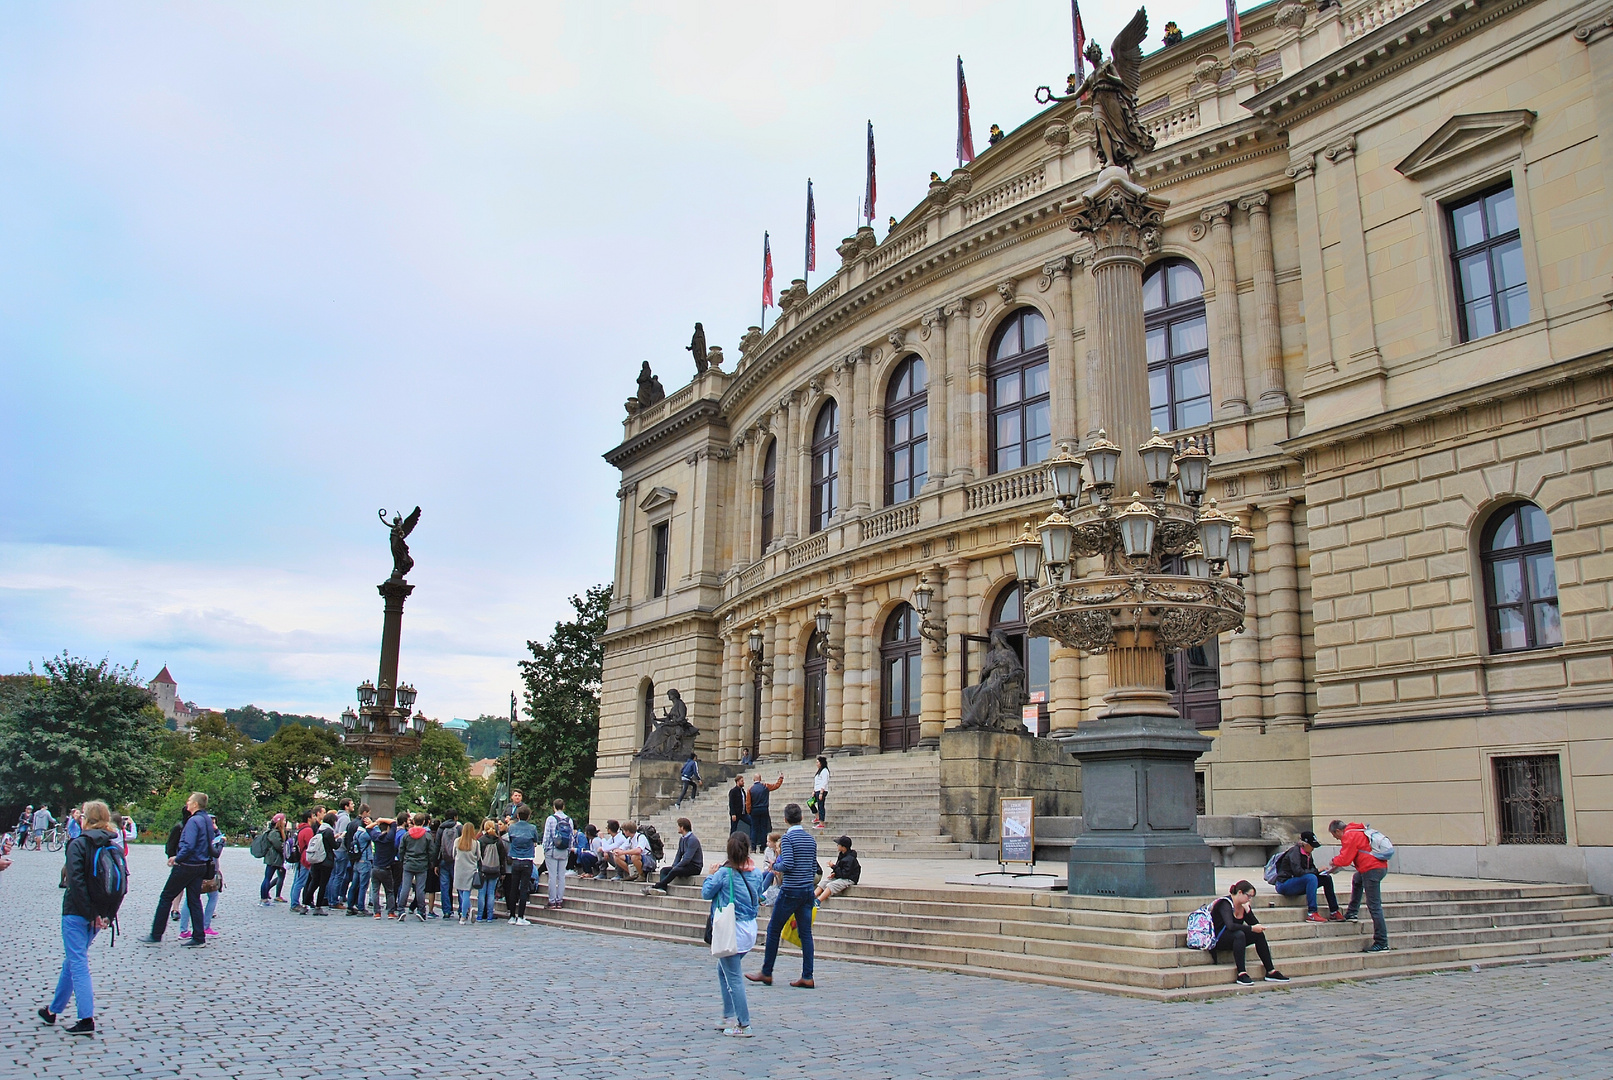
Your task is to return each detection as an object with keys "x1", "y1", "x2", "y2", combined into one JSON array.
[
  {"x1": 0, "y1": 655, "x2": 165, "y2": 811},
  {"x1": 225, "y1": 704, "x2": 330, "y2": 743},
  {"x1": 249, "y1": 723, "x2": 360, "y2": 818},
  {"x1": 511, "y1": 584, "x2": 610, "y2": 822},
  {"x1": 394, "y1": 722, "x2": 488, "y2": 820},
  {"x1": 462, "y1": 714, "x2": 511, "y2": 761}
]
